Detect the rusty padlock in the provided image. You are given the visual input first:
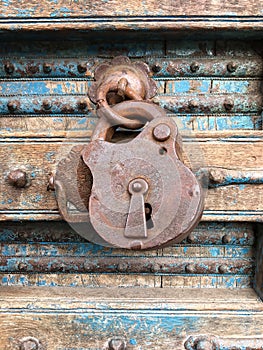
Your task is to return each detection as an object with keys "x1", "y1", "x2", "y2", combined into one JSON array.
[{"x1": 80, "y1": 100, "x2": 204, "y2": 250}]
